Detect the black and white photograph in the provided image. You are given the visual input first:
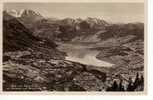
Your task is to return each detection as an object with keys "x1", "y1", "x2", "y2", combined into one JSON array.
[{"x1": 2, "y1": 2, "x2": 145, "y2": 93}]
